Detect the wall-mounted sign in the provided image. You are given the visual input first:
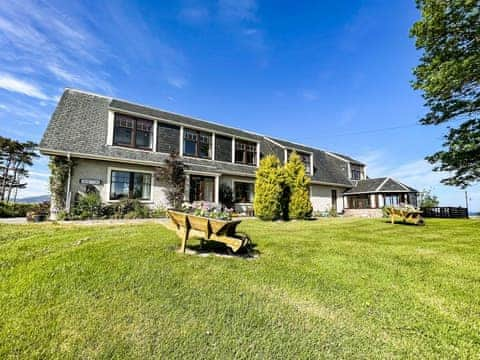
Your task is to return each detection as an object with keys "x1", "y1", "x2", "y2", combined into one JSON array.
[{"x1": 80, "y1": 179, "x2": 102, "y2": 185}]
